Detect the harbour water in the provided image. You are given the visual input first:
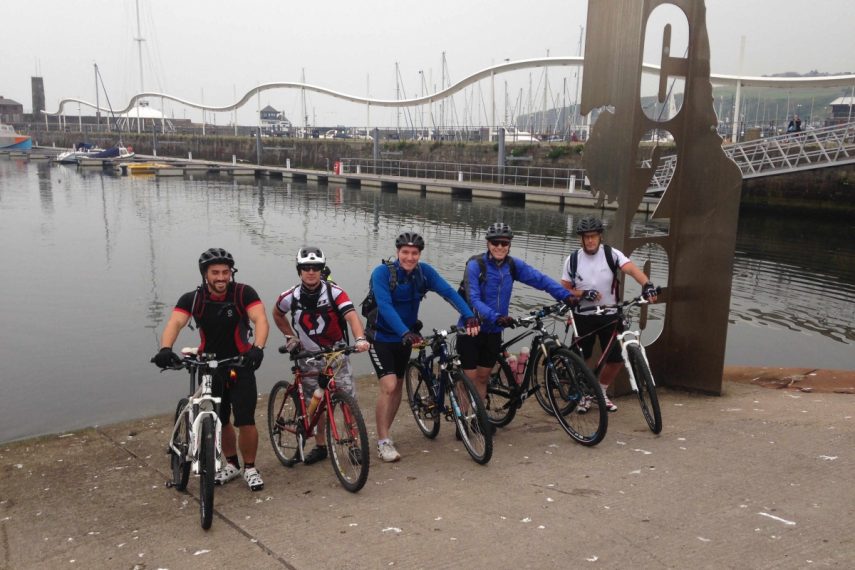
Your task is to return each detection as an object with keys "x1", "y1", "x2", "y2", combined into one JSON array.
[{"x1": 1, "y1": 159, "x2": 853, "y2": 442}]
